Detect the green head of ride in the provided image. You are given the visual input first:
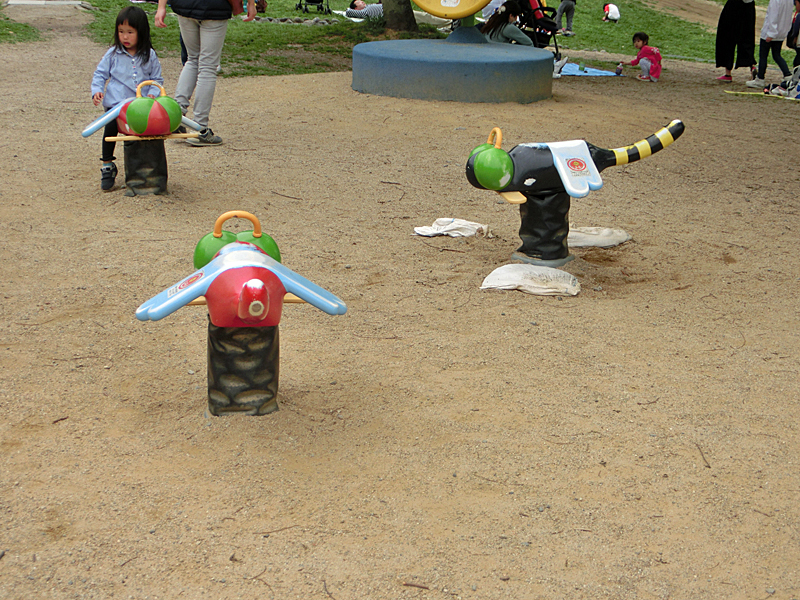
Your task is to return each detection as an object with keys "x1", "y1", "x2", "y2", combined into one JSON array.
[
  {"x1": 194, "y1": 211, "x2": 281, "y2": 269},
  {"x1": 467, "y1": 128, "x2": 515, "y2": 191}
]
